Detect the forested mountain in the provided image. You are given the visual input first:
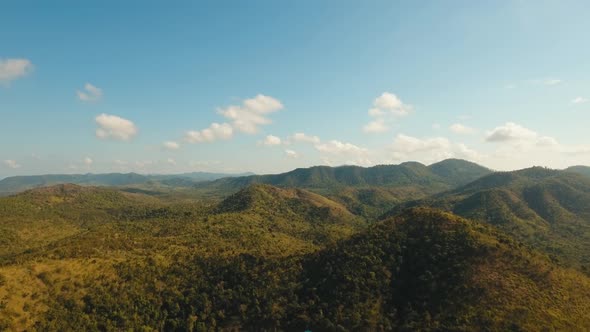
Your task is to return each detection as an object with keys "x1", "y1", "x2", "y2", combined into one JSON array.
[
  {"x1": 203, "y1": 159, "x2": 492, "y2": 191},
  {"x1": 197, "y1": 159, "x2": 492, "y2": 218},
  {"x1": 386, "y1": 167, "x2": 590, "y2": 271},
  {"x1": 2, "y1": 163, "x2": 590, "y2": 331}
]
